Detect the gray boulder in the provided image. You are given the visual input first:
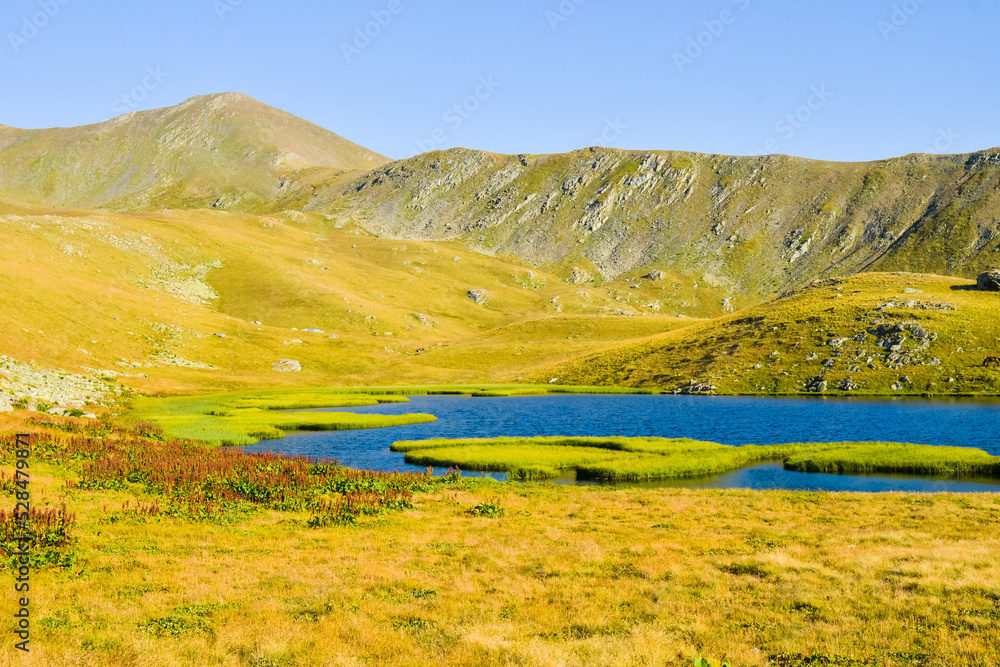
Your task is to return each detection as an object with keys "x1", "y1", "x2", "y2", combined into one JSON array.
[
  {"x1": 806, "y1": 377, "x2": 828, "y2": 393},
  {"x1": 977, "y1": 269, "x2": 1000, "y2": 291},
  {"x1": 837, "y1": 378, "x2": 860, "y2": 391}
]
